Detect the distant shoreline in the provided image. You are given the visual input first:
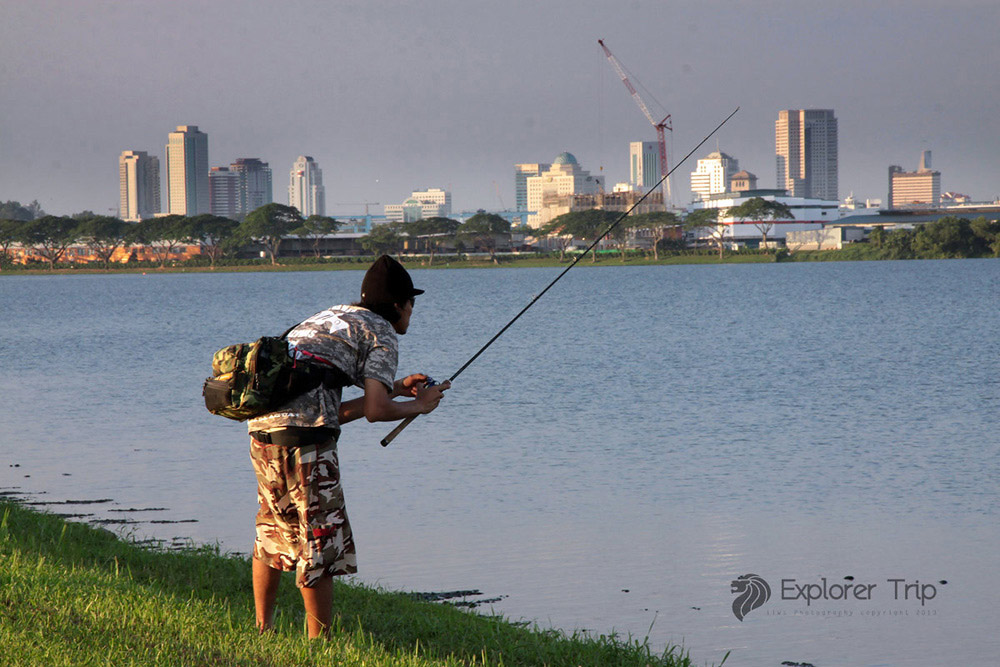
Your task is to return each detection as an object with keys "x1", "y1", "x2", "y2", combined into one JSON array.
[{"x1": 1, "y1": 249, "x2": 997, "y2": 277}]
